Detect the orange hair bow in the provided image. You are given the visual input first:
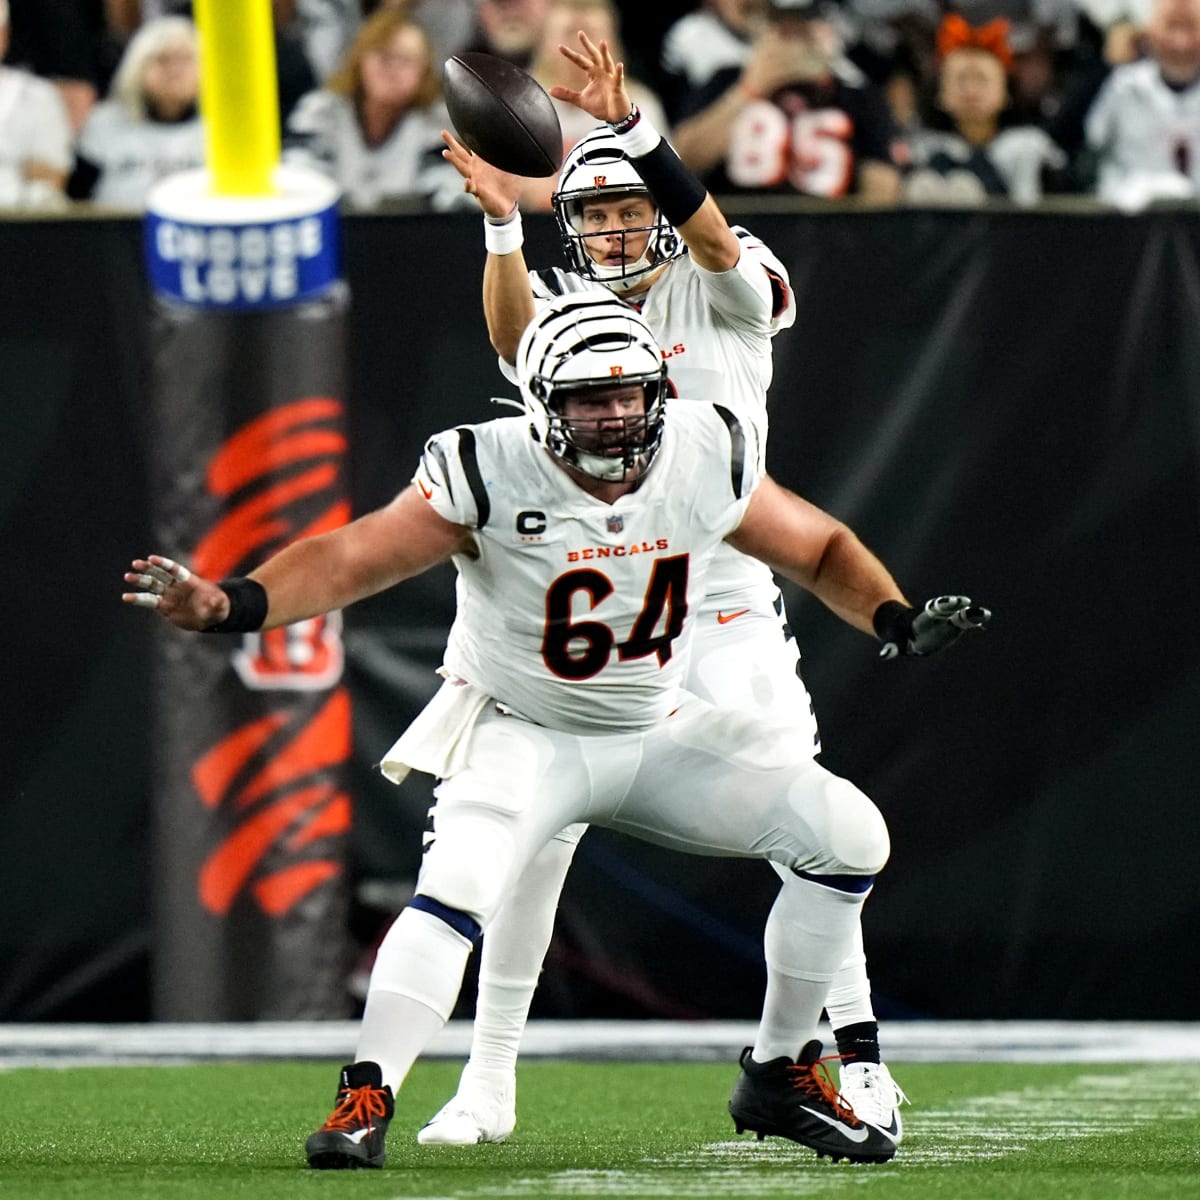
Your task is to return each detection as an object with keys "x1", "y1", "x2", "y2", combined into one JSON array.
[{"x1": 936, "y1": 14, "x2": 1014, "y2": 71}]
